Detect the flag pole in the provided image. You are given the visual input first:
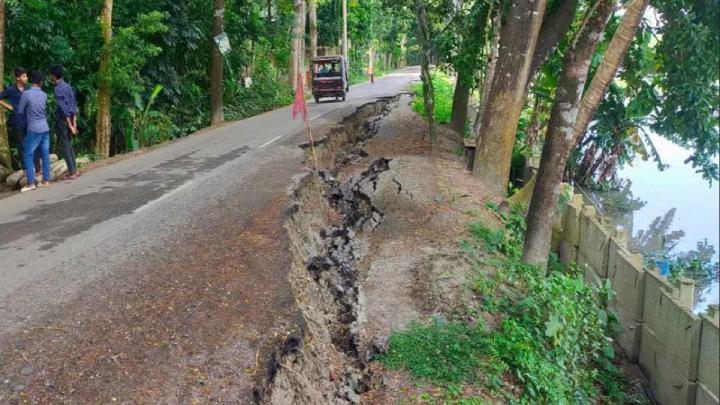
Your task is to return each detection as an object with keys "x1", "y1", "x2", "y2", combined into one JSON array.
[
  {"x1": 304, "y1": 116, "x2": 319, "y2": 172},
  {"x1": 293, "y1": 72, "x2": 319, "y2": 172}
]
